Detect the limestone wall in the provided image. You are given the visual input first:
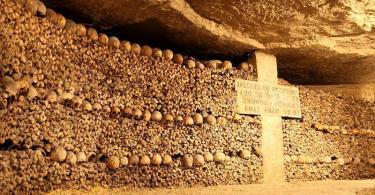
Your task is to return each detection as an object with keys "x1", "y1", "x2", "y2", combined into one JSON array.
[{"x1": 306, "y1": 84, "x2": 375, "y2": 103}]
